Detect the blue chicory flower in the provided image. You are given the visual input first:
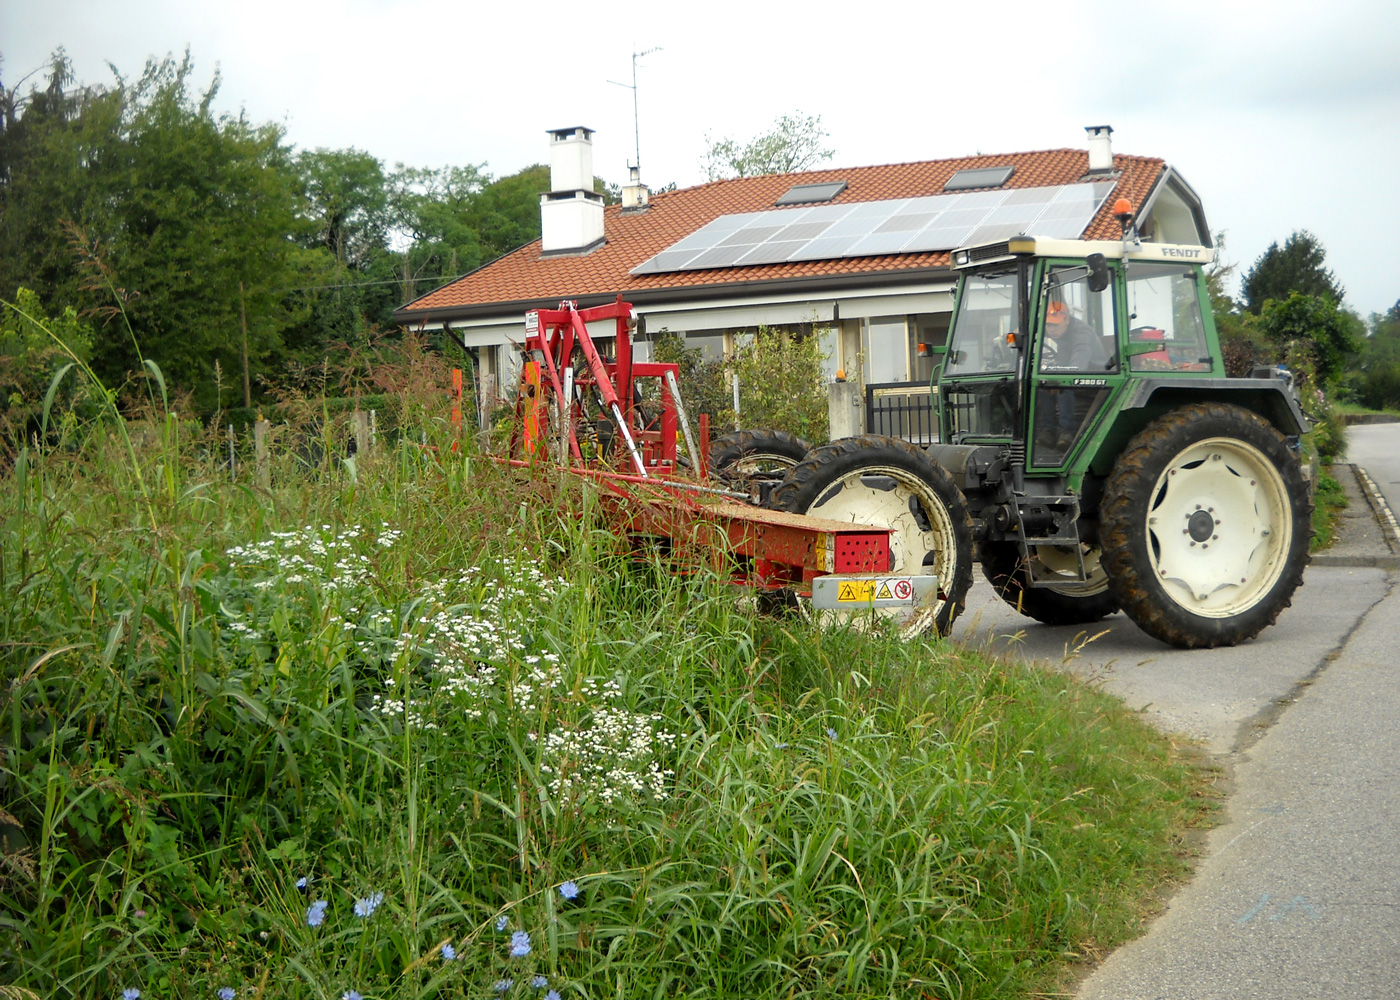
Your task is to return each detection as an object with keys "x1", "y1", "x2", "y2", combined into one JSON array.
[
  {"x1": 509, "y1": 929, "x2": 531, "y2": 957},
  {"x1": 826, "y1": 727, "x2": 838, "y2": 740},
  {"x1": 493, "y1": 979, "x2": 514, "y2": 993},
  {"x1": 531, "y1": 975, "x2": 549, "y2": 989},
  {"x1": 353, "y1": 891, "x2": 384, "y2": 918},
  {"x1": 306, "y1": 899, "x2": 328, "y2": 927},
  {"x1": 495, "y1": 914, "x2": 509, "y2": 933},
  {"x1": 544, "y1": 991, "x2": 562, "y2": 1000},
  {"x1": 122, "y1": 991, "x2": 141, "y2": 1000},
  {"x1": 342, "y1": 992, "x2": 363, "y2": 1000},
  {"x1": 218, "y1": 989, "x2": 236, "y2": 1000},
  {"x1": 559, "y1": 880, "x2": 579, "y2": 900},
  {"x1": 296, "y1": 876, "x2": 308, "y2": 889},
  {"x1": 441, "y1": 942, "x2": 457, "y2": 961}
]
